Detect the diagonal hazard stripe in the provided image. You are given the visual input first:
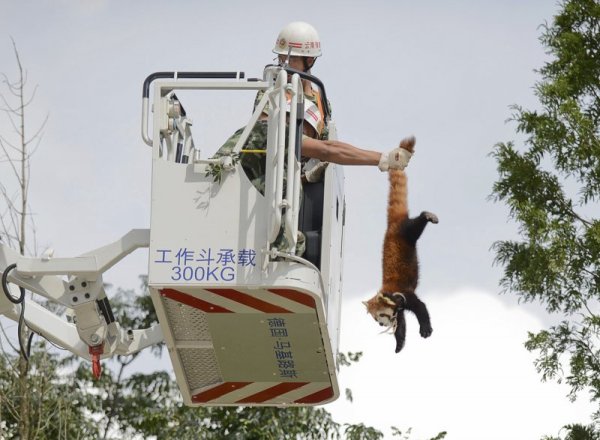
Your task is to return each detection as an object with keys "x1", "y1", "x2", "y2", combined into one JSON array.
[
  {"x1": 269, "y1": 289, "x2": 316, "y2": 309},
  {"x1": 160, "y1": 288, "x2": 232, "y2": 313},
  {"x1": 235, "y1": 382, "x2": 309, "y2": 404},
  {"x1": 206, "y1": 288, "x2": 292, "y2": 313},
  {"x1": 192, "y1": 382, "x2": 252, "y2": 403},
  {"x1": 293, "y1": 386, "x2": 334, "y2": 404}
]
